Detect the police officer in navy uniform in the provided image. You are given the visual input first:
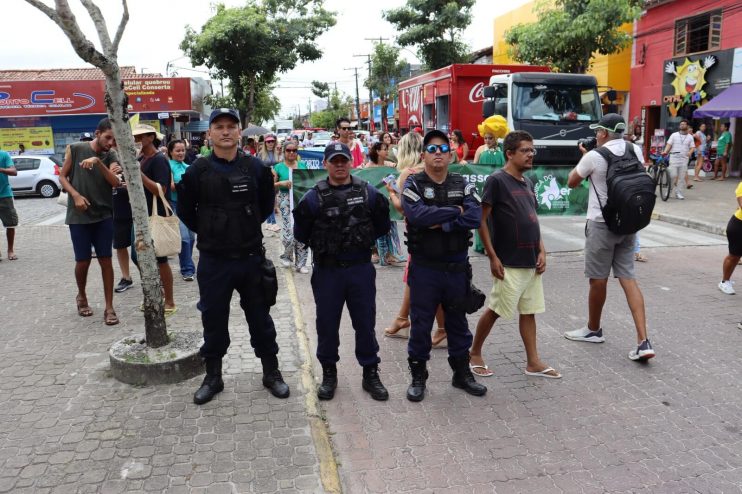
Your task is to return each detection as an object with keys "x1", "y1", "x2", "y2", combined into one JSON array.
[
  {"x1": 402, "y1": 129, "x2": 487, "y2": 402},
  {"x1": 293, "y1": 142, "x2": 391, "y2": 401},
  {"x1": 178, "y1": 108, "x2": 289, "y2": 404}
]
